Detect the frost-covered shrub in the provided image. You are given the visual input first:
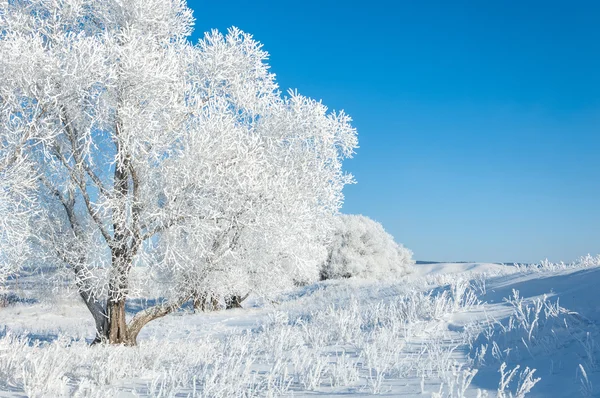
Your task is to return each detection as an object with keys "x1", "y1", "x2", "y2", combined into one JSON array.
[
  {"x1": 513, "y1": 254, "x2": 600, "y2": 274},
  {"x1": 321, "y1": 215, "x2": 414, "y2": 280},
  {"x1": 575, "y1": 254, "x2": 600, "y2": 268}
]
